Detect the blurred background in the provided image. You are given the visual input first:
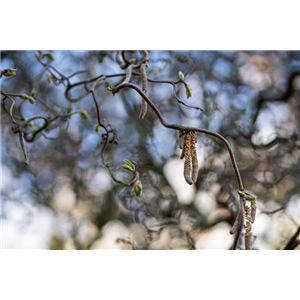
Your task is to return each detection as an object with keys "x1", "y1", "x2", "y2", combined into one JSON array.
[{"x1": 1, "y1": 50, "x2": 299, "y2": 250}]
